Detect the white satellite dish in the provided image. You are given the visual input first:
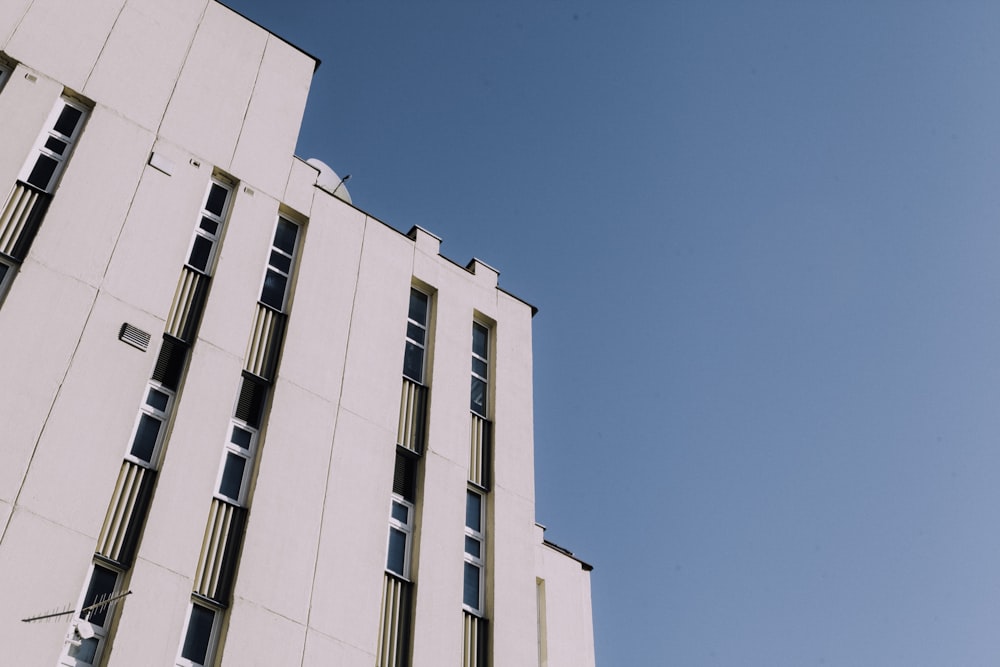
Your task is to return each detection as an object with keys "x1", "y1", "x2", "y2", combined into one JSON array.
[{"x1": 306, "y1": 158, "x2": 352, "y2": 204}]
